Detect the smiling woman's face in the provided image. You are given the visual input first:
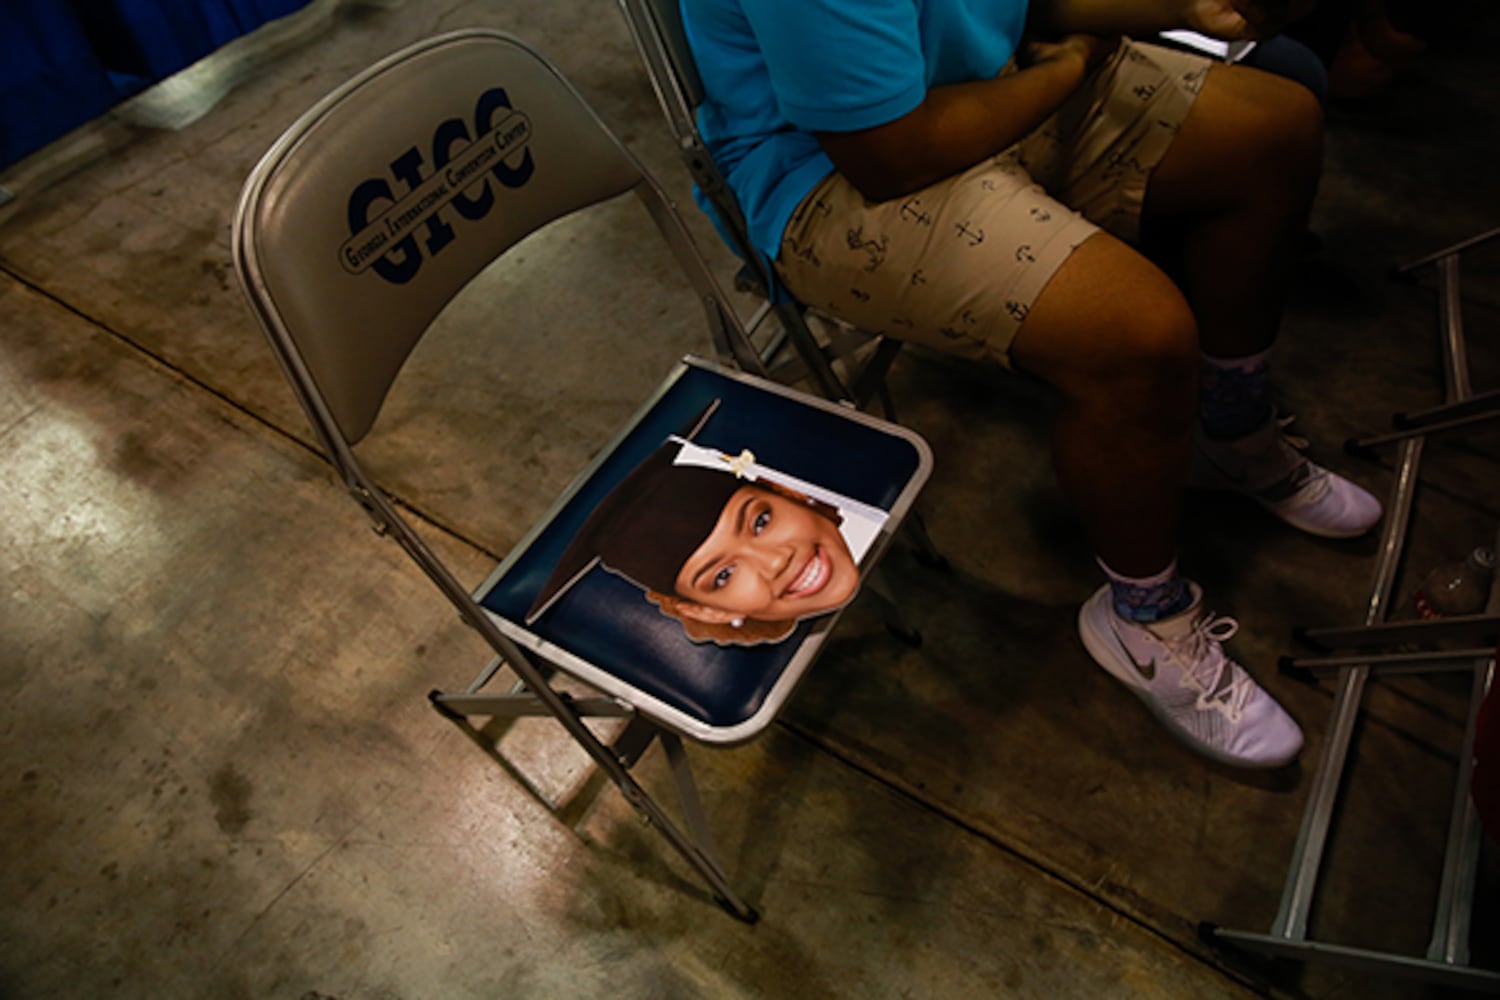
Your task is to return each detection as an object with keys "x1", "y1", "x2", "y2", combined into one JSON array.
[{"x1": 672, "y1": 483, "x2": 859, "y2": 624}]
